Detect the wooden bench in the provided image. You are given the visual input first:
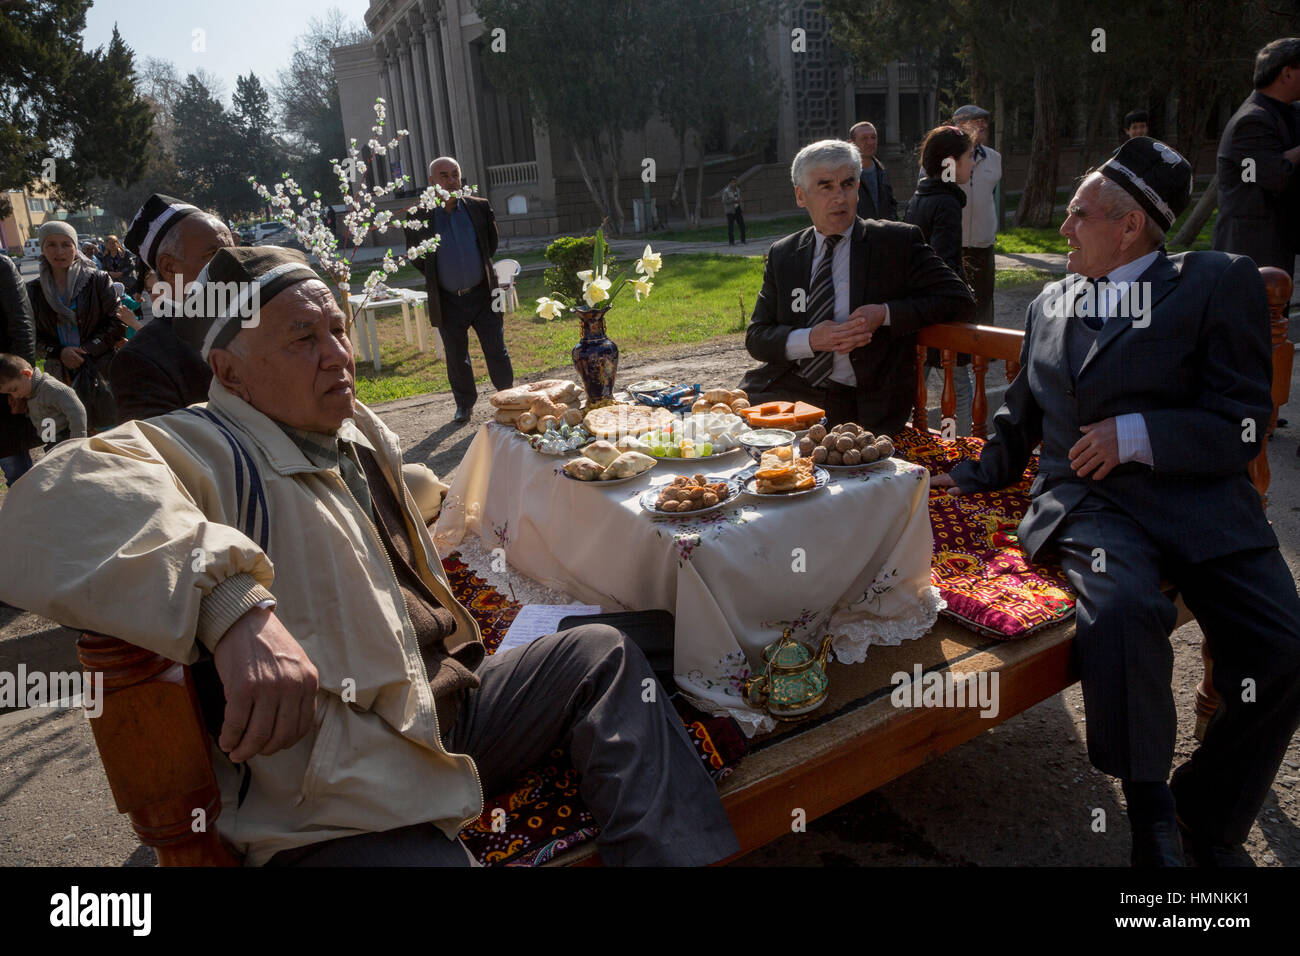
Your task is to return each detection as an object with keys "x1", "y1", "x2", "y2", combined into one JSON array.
[{"x1": 74, "y1": 265, "x2": 1293, "y2": 866}]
